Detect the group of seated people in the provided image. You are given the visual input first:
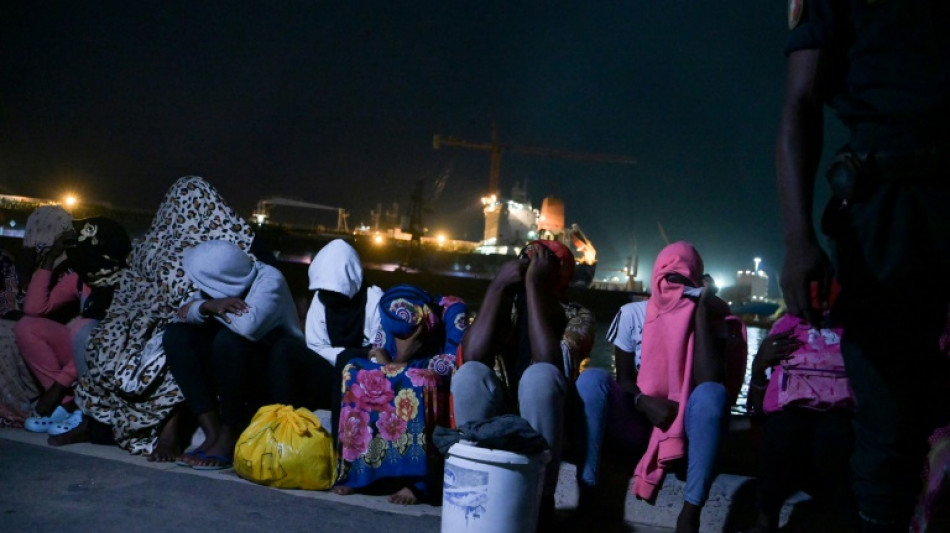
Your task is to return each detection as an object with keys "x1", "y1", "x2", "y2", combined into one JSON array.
[{"x1": 0, "y1": 176, "x2": 946, "y2": 533}]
